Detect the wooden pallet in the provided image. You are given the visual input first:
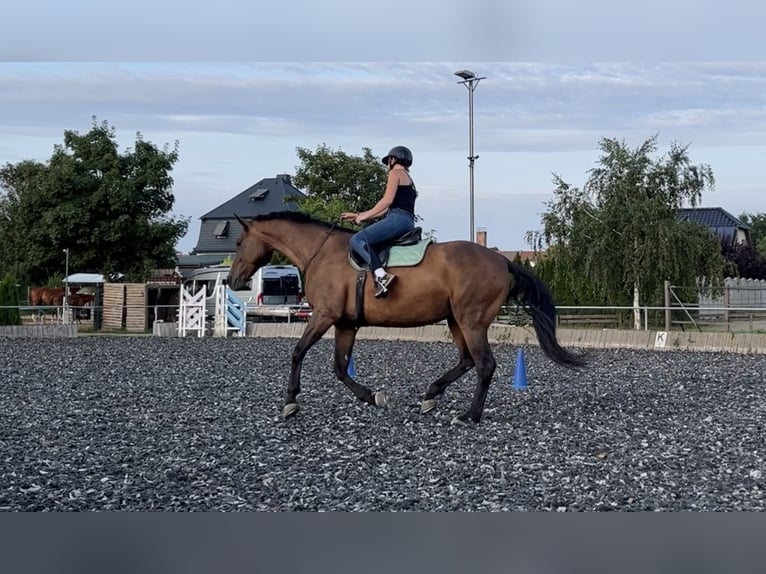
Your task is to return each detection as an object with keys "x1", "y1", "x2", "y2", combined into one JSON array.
[
  {"x1": 124, "y1": 283, "x2": 147, "y2": 332},
  {"x1": 102, "y1": 283, "x2": 125, "y2": 331}
]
